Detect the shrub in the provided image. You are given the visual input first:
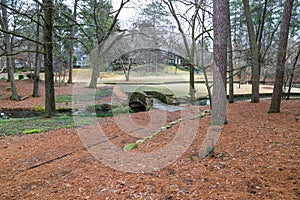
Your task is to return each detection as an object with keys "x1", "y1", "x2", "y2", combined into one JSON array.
[
  {"x1": 26, "y1": 73, "x2": 34, "y2": 79},
  {"x1": 18, "y1": 74, "x2": 24, "y2": 80},
  {"x1": 33, "y1": 106, "x2": 45, "y2": 112}
]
